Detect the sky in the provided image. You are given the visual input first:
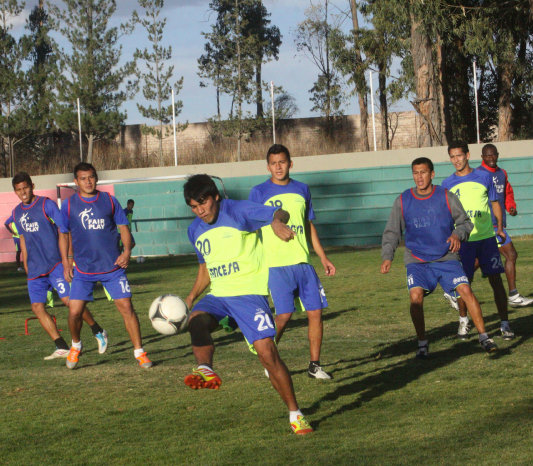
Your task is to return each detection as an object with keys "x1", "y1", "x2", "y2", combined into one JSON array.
[{"x1": 12, "y1": 0, "x2": 391, "y2": 126}]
